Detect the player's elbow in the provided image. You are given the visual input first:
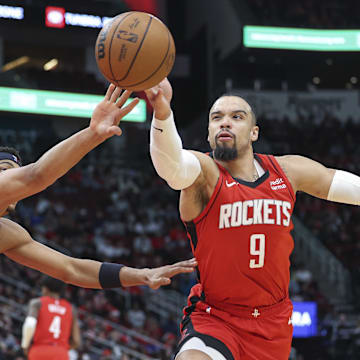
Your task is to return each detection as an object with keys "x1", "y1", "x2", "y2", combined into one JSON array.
[
  {"x1": 60, "y1": 259, "x2": 78, "y2": 285},
  {"x1": 26, "y1": 163, "x2": 51, "y2": 193}
]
